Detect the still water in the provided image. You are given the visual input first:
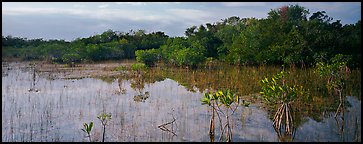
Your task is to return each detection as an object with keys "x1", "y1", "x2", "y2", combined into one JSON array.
[{"x1": 2, "y1": 61, "x2": 361, "y2": 142}]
